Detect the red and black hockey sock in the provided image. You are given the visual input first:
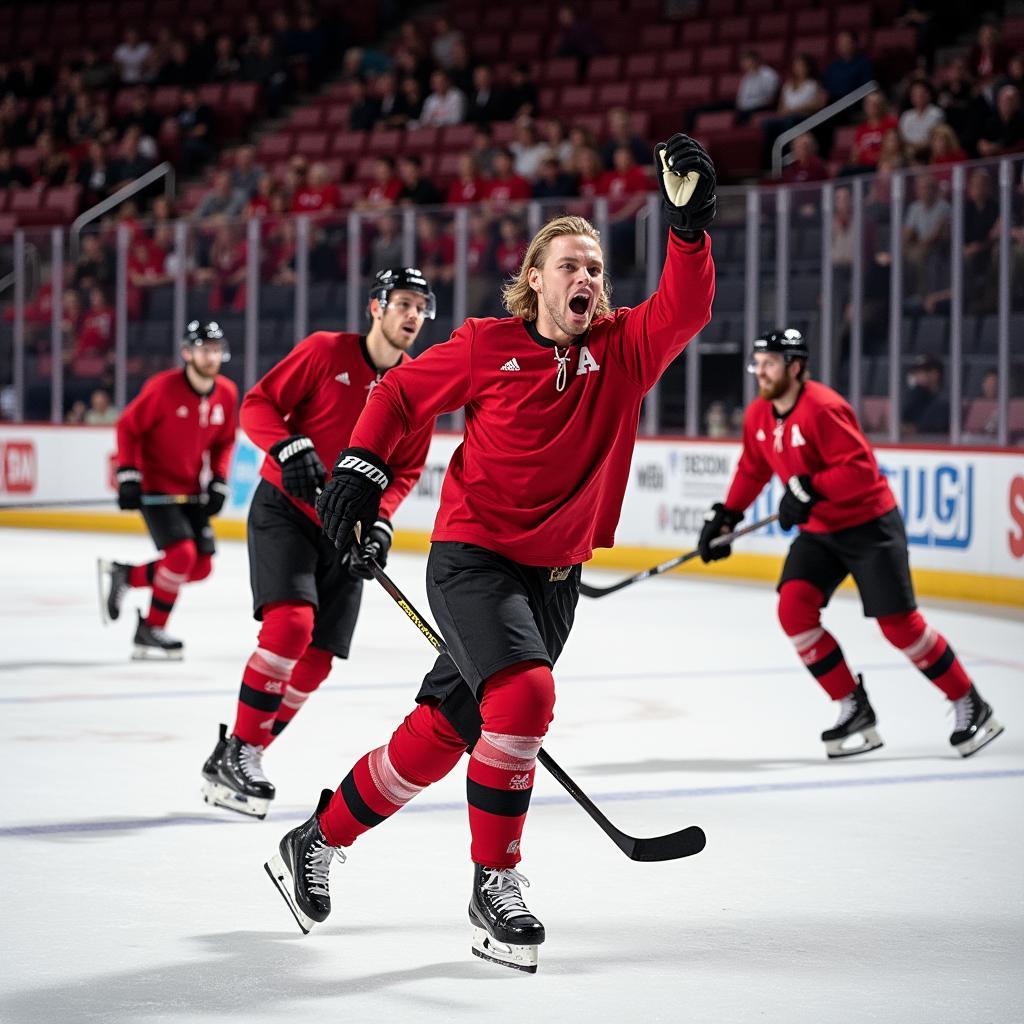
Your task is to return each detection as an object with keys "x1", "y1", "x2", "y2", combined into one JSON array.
[
  {"x1": 778, "y1": 580, "x2": 859, "y2": 700},
  {"x1": 231, "y1": 601, "x2": 314, "y2": 747},
  {"x1": 877, "y1": 610, "x2": 972, "y2": 700},
  {"x1": 319, "y1": 701, "x2": 467, "y2": 847},
  {"x1": 266, "y1": 645, "x2": 334, "y2": 744},
  {"x1": 188, "y1": 553, "x2": 213, "y2": 583},
  {"x1": 466, "y1": 660, "x2": 555, "y2": 869},
  {"x1": 143, "y1": 540, "x2": 197, "y2": 629},
  {"x1": 128, "y1": 562, "x2": 156, "y2": 588}
]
